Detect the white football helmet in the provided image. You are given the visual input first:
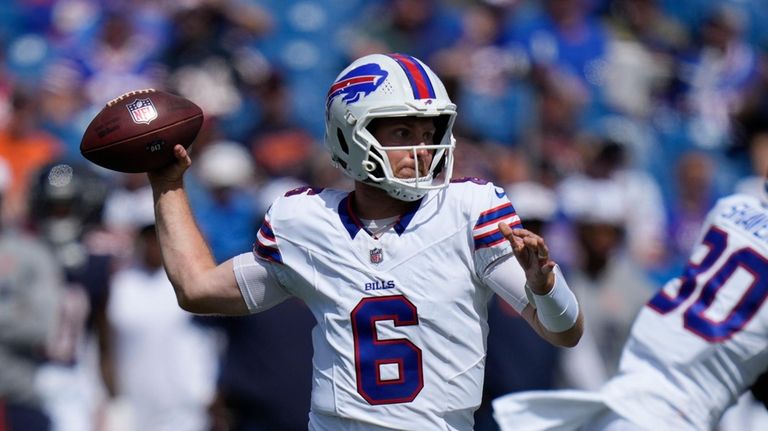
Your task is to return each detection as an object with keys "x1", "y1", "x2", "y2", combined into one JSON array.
[{"x1": 325, "y1": 53, "x2": 457, "y2": 201}]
